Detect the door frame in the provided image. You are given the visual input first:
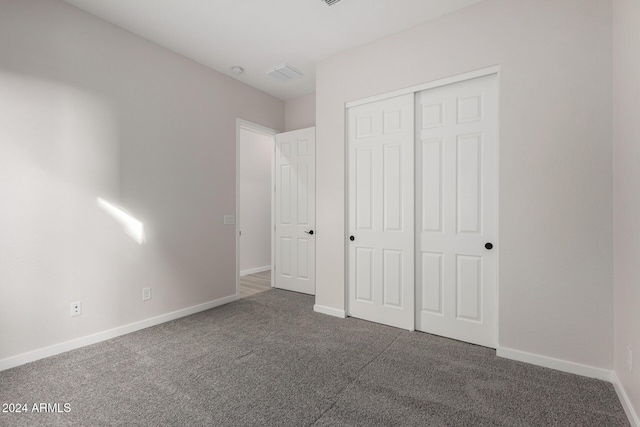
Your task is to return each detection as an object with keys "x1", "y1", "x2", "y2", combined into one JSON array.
[
  {"x1": 235, "y1": 118, "x2": 278, "y2": 297},
  {"x1": 344, "y1": 65, "x2": 500, "y2": 342}
]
